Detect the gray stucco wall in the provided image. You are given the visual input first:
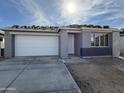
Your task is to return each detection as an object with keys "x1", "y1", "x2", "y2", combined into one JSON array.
[
  {"x1": 120, "y1": 36, "x2": 124, "y2": 54},
  {"x1": 5, "y1": 31, "x2": 14, "y2": 58},
  {"x1": 112, "y1": 31, "x2": 120, "y2": 57},
  {"x1": 74, "y1": 31, "x2": 91, "y2": 56},
  {"x1": 80, "y1": 31, "x2": 112, "y2": 57},
  {"x1": 59, "y1": 30, "x2": 68, "y2": 58},
  {"x1": 74, "y1": 33, "x2": 82, "y2": 56},
  {"x1": 82, "y1": 31, "x2": 91, "y2": 48},
  {"x1": 108, "y1": 33, "x2": 112, "y2": 47}
]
